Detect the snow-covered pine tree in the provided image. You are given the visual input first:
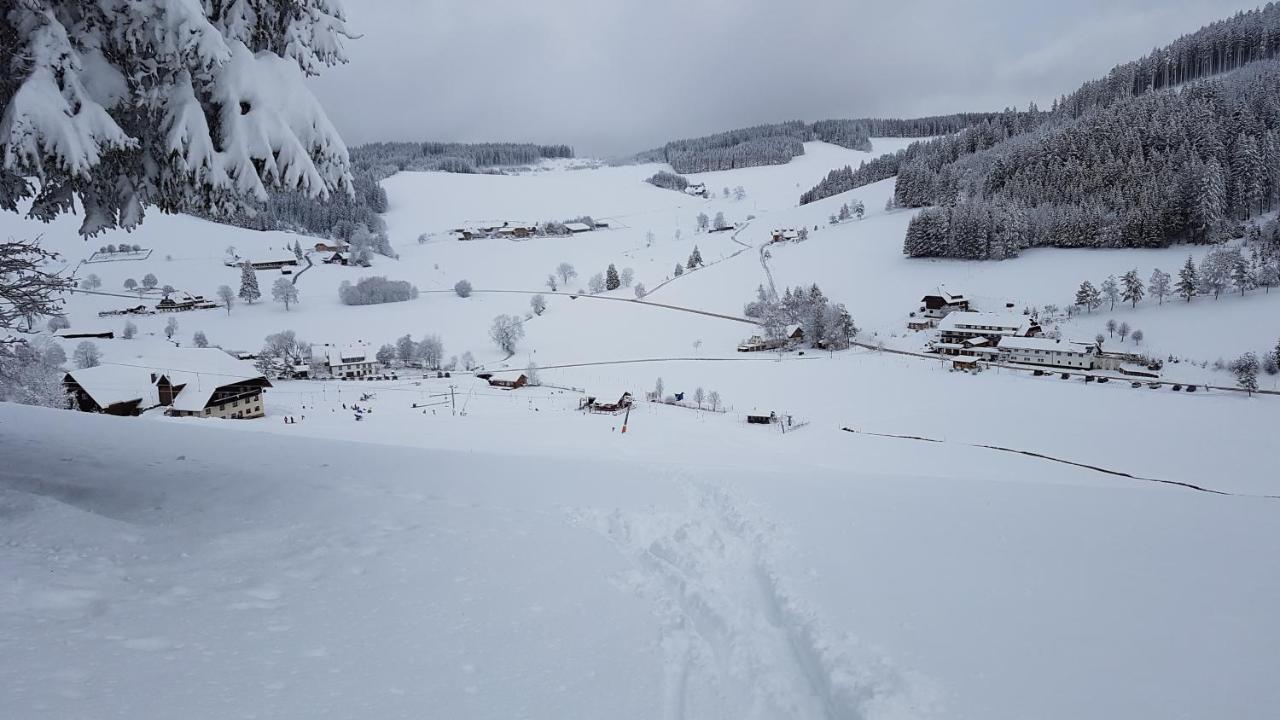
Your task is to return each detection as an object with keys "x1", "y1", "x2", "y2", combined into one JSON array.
[
  {"x1": 686, "y1": 246, "x2": 703, "y2": 269},
  {"x1": 239, "y1": 263, "x2": 261, "y2": 304},
  {"x1": 605, "y1": 264, "x2": 620, "y2": 291},
  {"x1": 1, "y1": 1, "x2": 354, "y2": 236},
  {"x1": 1231, "y1": 250, "x2": 1253, "y2": 294},
  {"x1": 1231, "y1": 352, "x2": 1260, "y2": 395},
  {"x1": 1177, "y1": 255, "x2": 1198, "y2": 302},
  {"x1": 1121, "y1": 269, "x2": 1144, "y2": 307},
  {"x1": 1075, "y1": 280, "x2": 1101, "y2": 312}
]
